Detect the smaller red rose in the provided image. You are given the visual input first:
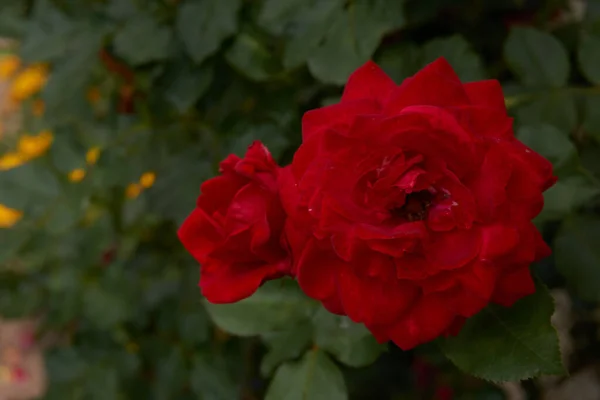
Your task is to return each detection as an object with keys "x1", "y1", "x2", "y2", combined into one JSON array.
[{"x1": 178, "y1": 142, "x2": 290, "y2": 303}]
